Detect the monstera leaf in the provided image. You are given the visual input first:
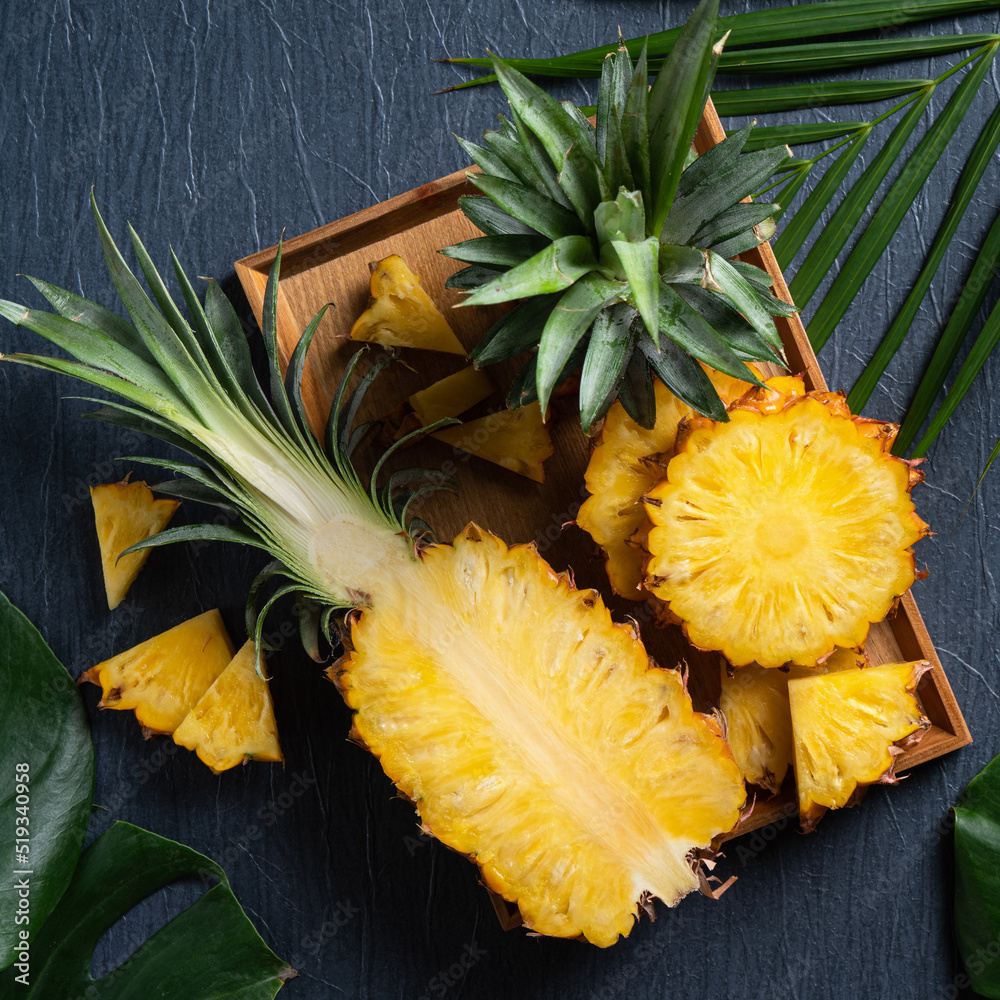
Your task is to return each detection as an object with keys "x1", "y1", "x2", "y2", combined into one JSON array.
[
  {"x1": 0, "y1": 590, "x2": 93, "y2": 970},
  {"x1": 954, "y1": 755, "x2": 1000, "y2": 998}
]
